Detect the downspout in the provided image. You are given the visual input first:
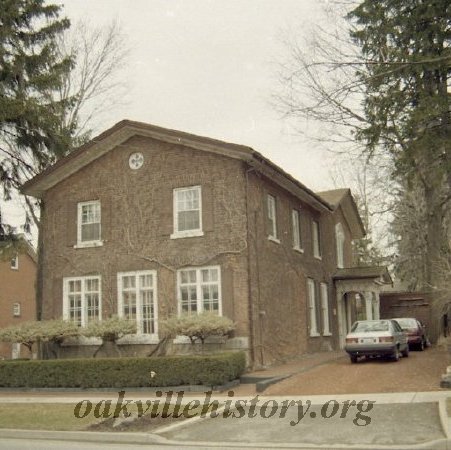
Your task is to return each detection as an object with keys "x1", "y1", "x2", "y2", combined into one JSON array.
[{"x1": 245, "y1": 165, "x2": 256, "y2": 367}]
